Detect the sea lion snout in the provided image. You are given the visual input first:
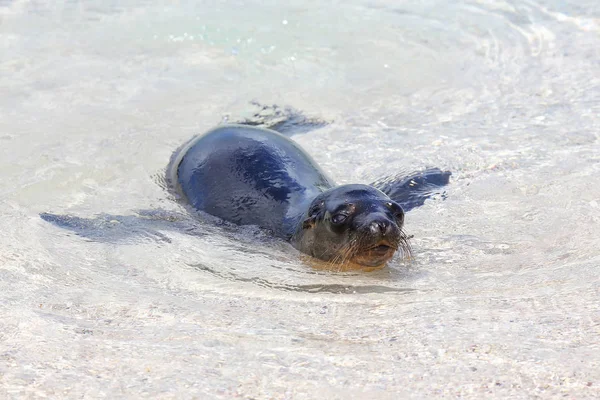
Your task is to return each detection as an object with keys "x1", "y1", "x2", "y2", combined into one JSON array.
[
  {"x1": 354, "y1": 211, "x2": 400, "y2": 241},
  {"x1": 367, "y1": 216, "x2": 394, "y2": 236}
]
